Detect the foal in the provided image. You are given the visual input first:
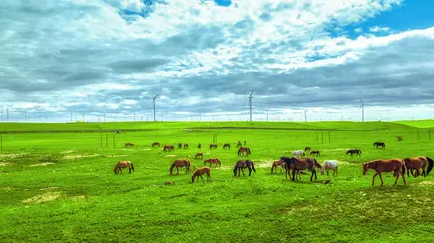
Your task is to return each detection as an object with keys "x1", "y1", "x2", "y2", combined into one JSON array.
[
  {"x1": 271, "y1": 160, "x2": 286, "y2": 173},
  {"x1": 204, "y1": 157, "x2": 221, "y2": 167},
  {"x1": 114, "y1": 161, "x2": 135, "y2": 174},
  {"x1": 191, "y1": 167, "x2": 211, "y2": 183}
]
